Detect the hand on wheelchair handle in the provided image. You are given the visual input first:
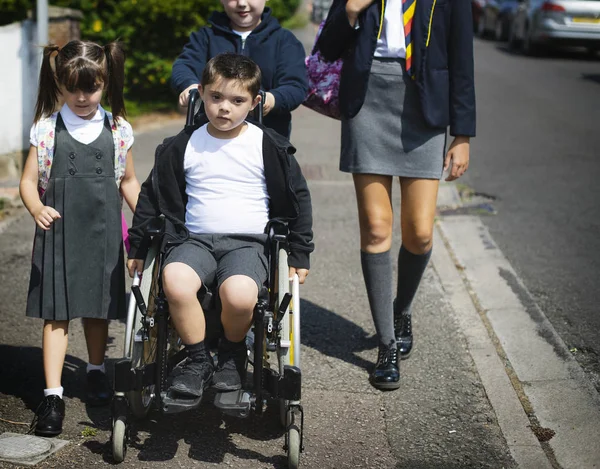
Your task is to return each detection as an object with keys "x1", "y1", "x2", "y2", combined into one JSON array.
[
  {"x1": 289, "y1": 267, "x2": 309, "y2": 284},
  {"x1": 179, "y1": 84, "x2": 199, "y2": 108},
  {"x1": 127, "y1": 258, "x2": 145, "y2": 278}
]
